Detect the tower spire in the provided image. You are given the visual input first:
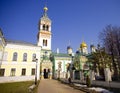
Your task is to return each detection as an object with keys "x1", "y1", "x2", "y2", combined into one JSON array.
[
  {"x1": 43, "y1": 0, "x2": 48, "y2": 17},
  {"x1": 43, "y1": 6, "x2": 48, "y2": 17},
  {"x1": 37, "y1": 2, "x2": 52, "y2": 50}
]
